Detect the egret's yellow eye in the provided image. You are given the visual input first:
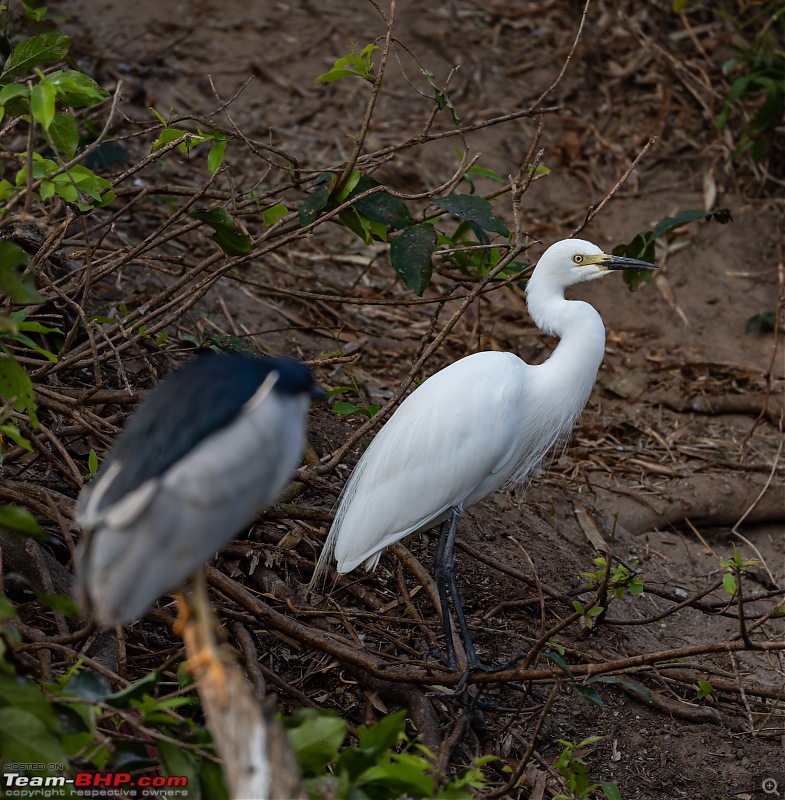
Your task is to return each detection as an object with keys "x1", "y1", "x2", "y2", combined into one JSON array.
[{"x1": 572, "y1": 254, "x2": 584, "y2": 264}]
